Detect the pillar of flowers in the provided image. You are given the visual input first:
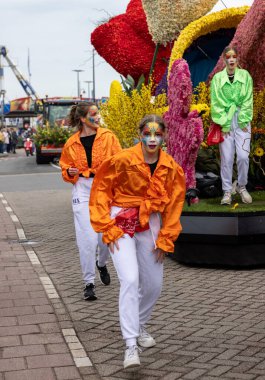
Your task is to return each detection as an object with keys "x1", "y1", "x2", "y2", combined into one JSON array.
[{"x1": 164, "y1": 59, "x2": 204, "y2": 190}]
